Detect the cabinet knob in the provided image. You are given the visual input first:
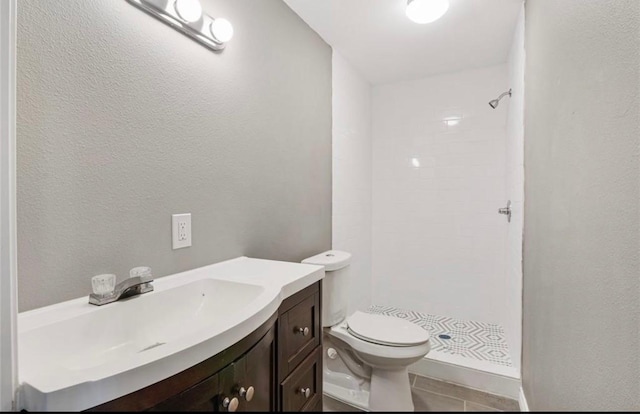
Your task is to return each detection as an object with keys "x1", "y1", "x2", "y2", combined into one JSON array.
[
  {"x1": 222, "y1": 397, "x2": 239, "y2": 412},
  {"x1": 295, "y1": 326, "x2": 310, "y2": 336},
  {"x1": 299, "y1": 387, "x2": 311, "y2": 398},
  {"x1": 239, "y1": 386, "x2": 254, "y2": 402}
]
